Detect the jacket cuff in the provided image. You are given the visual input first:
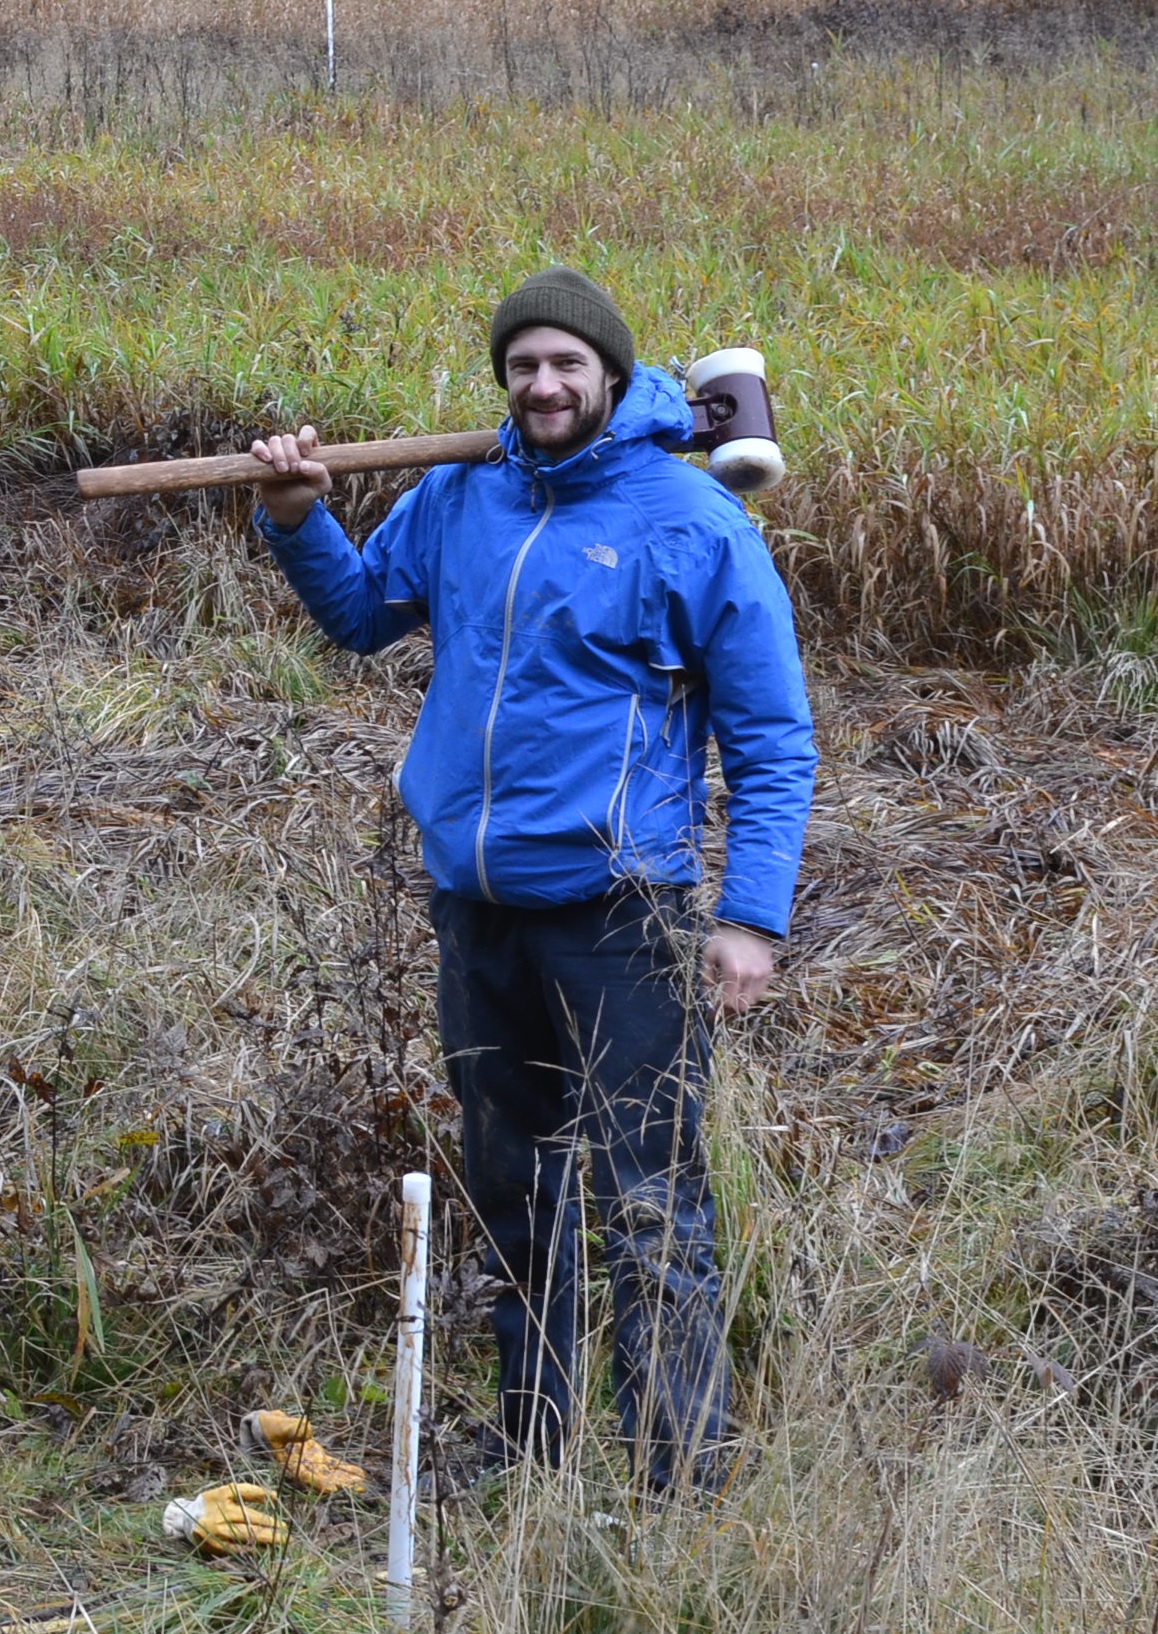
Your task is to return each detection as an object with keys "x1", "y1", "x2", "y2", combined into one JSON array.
[
  {"x1": 713, "y1": 917, "x2": 784, "y2": 943},
  {"x1": 254, "y1": 502, "x2": 317, "y2": 544}
]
